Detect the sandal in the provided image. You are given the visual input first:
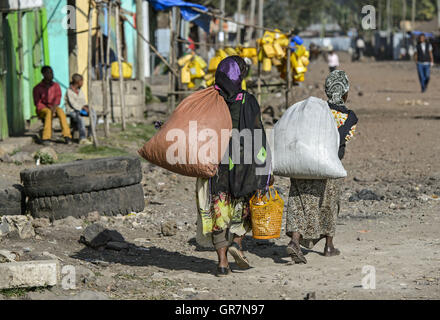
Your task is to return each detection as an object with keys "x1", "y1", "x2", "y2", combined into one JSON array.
[
  {"x1": 324, "y1": 246, "x2": 341, "y2": 257},
  {"x1": 286, "y1": 241, "x2": 307, "y2": 264},
  {"x1": 215, "y1": 266, "x2": 231, "y2": 277},
  {"x1": 299, "y1": 235, "x2": 325, "y2": 249},
  {"x1": 228, "y1": 242, "x2": 250, "y2": 269}
]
